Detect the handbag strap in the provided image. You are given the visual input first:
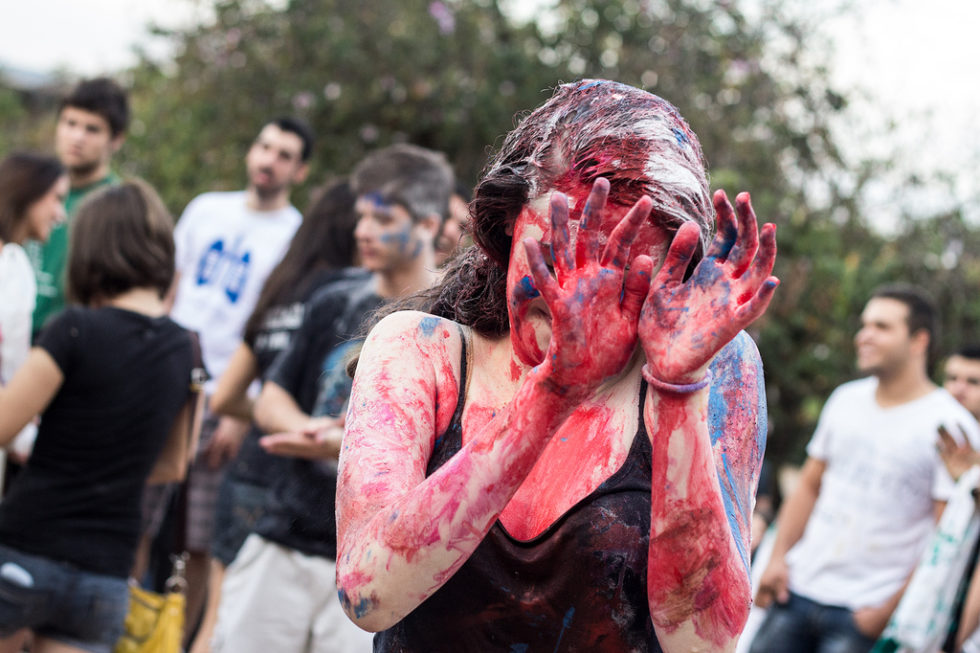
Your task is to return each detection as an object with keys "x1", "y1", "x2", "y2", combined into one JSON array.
[{"x1": 188, "y1": 331, "x2": 207, "y2": 394}]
